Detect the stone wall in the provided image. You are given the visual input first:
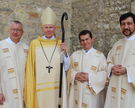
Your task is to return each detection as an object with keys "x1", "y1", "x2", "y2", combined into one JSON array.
[
  {"x1": 0, "y1": 0, "x2": 134, "y2": 56},
  {"x1": 0, "y1": 0, "x2": 72, "y2": 46},
  {"x1": 131, "y1": 0, "x2": 135, "y2": 13},
  {"x1": 71, "y1": 0, "x2": 131, "y2": 56}
]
